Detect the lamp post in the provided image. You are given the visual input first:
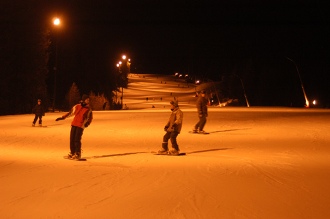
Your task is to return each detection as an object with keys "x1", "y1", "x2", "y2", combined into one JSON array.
[
  {"x1": 233, "y1": 74, "x2": 250, "y2": 107},
  {"x1": 286, "y1": 57, "x2": 309, "y2": 107},
  {"x1": 52, "y1": 17, "x2": 60, "y2": 112},
  {"x1": 116, "y1": 55, "x2": 131, "y2": 108},
  {"x1": 127, "y1": 58, "x2": 131, "y2": 73},
  {"x1": 116, "y1": 62, "x2": 122, "y2": 105}
]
